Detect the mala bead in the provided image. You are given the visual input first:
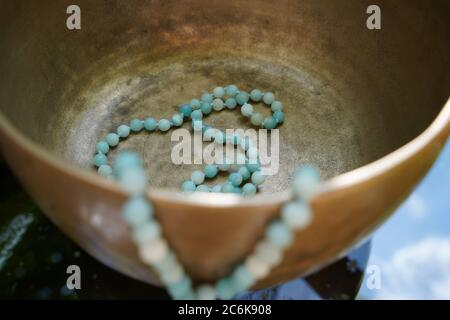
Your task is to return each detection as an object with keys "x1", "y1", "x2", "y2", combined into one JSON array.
[
  {"x1": 94, "y1": 153, "x2": 108, "y2": 167},
  {"x1": 216, "y1": 278, "x2": 235, "y2": 300},
  {"x1": 118, "y1": 166, "x2": 148, "y2": 195},
  {"x1": 225, "y1": 84, "x2": 239, "y2": 97},
  {"x1": 230, "y1": 265, "x2": 255, "y2": 292},
  {"x1": 263, "y1": 116, "x2": 277, "y2": 129},
  {"x1": 98, "y1": 164, "x2": 113, "y2": 177},
  {"x1": 158, "y1": 119, "x2": 171, "y2": 132},
  {"x1": 250, "y1": 112, "x2": 264, "y2": 126},
  {"x1": 253, "y1": 240, "x2": 282, "y2": 266},
  {"x1": 212, "y1": 98, "x2": 224, "y2": 111},
  {"x1": 238, "y1": 166, "x2": 251, "y2": 180},
  {"x1": 242, "y1": 183, "x2": 257, "y2": 196},
  {"x1": 139, "y1": 238, "x2": 169, "y2": 265},
  {"x1": 251, "y1": 171, "x2": 265, "y2": 186},
  {"x1": 130, "y1": 119, "x2": 144, "y2": 132},
  {"x1": 263, "y1": 92, "x2": 275, "y2": 105},
  {"x1": 221, "y1": 182, "x2": 235, "y2": 193},
  {"x1": 144, "y1": 118, "x2": 158, "y2": 131},
  {"x1": 196, "y1": 285, "x2": 217, "y2": 300},
  {"x1": 273, "y1": 111, "x2": 285, "y2": 124},
  {"x1": 96, "y1": 141, "x2": 110, "y2": 154},
  {"x1": 122, "y1": 196, "x2": 153, "y2": 226},
  {"x1": 271, "y1": 101, "x2": 283, "y2": 112},
  {"x1": 114, "y1": 152, "x2": 142, "y2": 175},
  {"x1": 191, "y1": 171, "x2": 205, "y2": 185},
  {"x1": 236, "y1": 91, "x2": 250, "y2": 105},
  {"x1": 106, "y1": 133, "x2": 120, "y2": 147},
  {"x1": 201, "y1": 92, "x2": 213, "y2": 103},
  {"x1": 204, "y1": 164, "x2": 219, "y2": 178},
  {"x1": 225, "y1": 98, "x2": 237, "y2": 109},
  {"x1": 179, "y1": 104, "x2": 193, "y2": 117},
  {"x1": 250, "y1": 89, "x2": 263, "y2": 102},
  {"x1": 266, "y1": 222, "x2": 293, "y2": 248},
  {"x1": 172, "y1": 114, "x2": 184, "y2": 127},
  {"x1": 181, "y1": 180, "x2": 196, "y2": 192},
  {"x1": 132, "y1": 222, "x2": 161, "y2": 244},
  {"x1": 117, "y1": 124, "x2": 130, "y2": 138},
  {"x1": 190, "y1": 109, "x2": 203, "y2": 121},
  {"x1": 245, "y1": 255, "x2": 270, "y2": 279},
  {"x1": 229, "y1": 172, "x2": 243, "y2": 187},
  {"x1": 241, "y1": 103, "x2": 254, "y2": 117},
  {"x1": 281, "y1": 201, "x2": 312, "y2": 230},
  {"x1": 213, "y1": 86, "x2": 225, "y2": 98},
  {"x1": 189, "y1": 99, "x2": 201, "y2": 110},
  {"x1": 293, "y1": 165, "x2": 321, "y2": 201},
  {"x1": 201, "y1": 102, "x2": 213, "y2": 115}
]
